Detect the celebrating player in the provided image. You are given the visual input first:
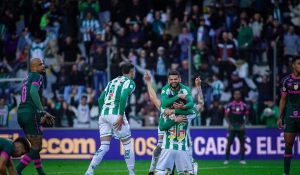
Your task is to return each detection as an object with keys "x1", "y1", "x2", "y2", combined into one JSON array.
[
  {"x1": 16, "y1": 58, "x2": 55, "y2": 175},
  {"x1": 145, "y1": 72, "x2": 204, "y2": 175},
  {"x1": 277, "y1": 57, "x2": 300, "y2": 175},
  {"x1": 85, "y1": 62, "x2": 136, "y2": 175},
  {"x1": 224, "y1": 89, "x2": 249, "y2": 165},
  {"x1": 0, "y1": 137, "x2": 30, "y2": 175}
]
